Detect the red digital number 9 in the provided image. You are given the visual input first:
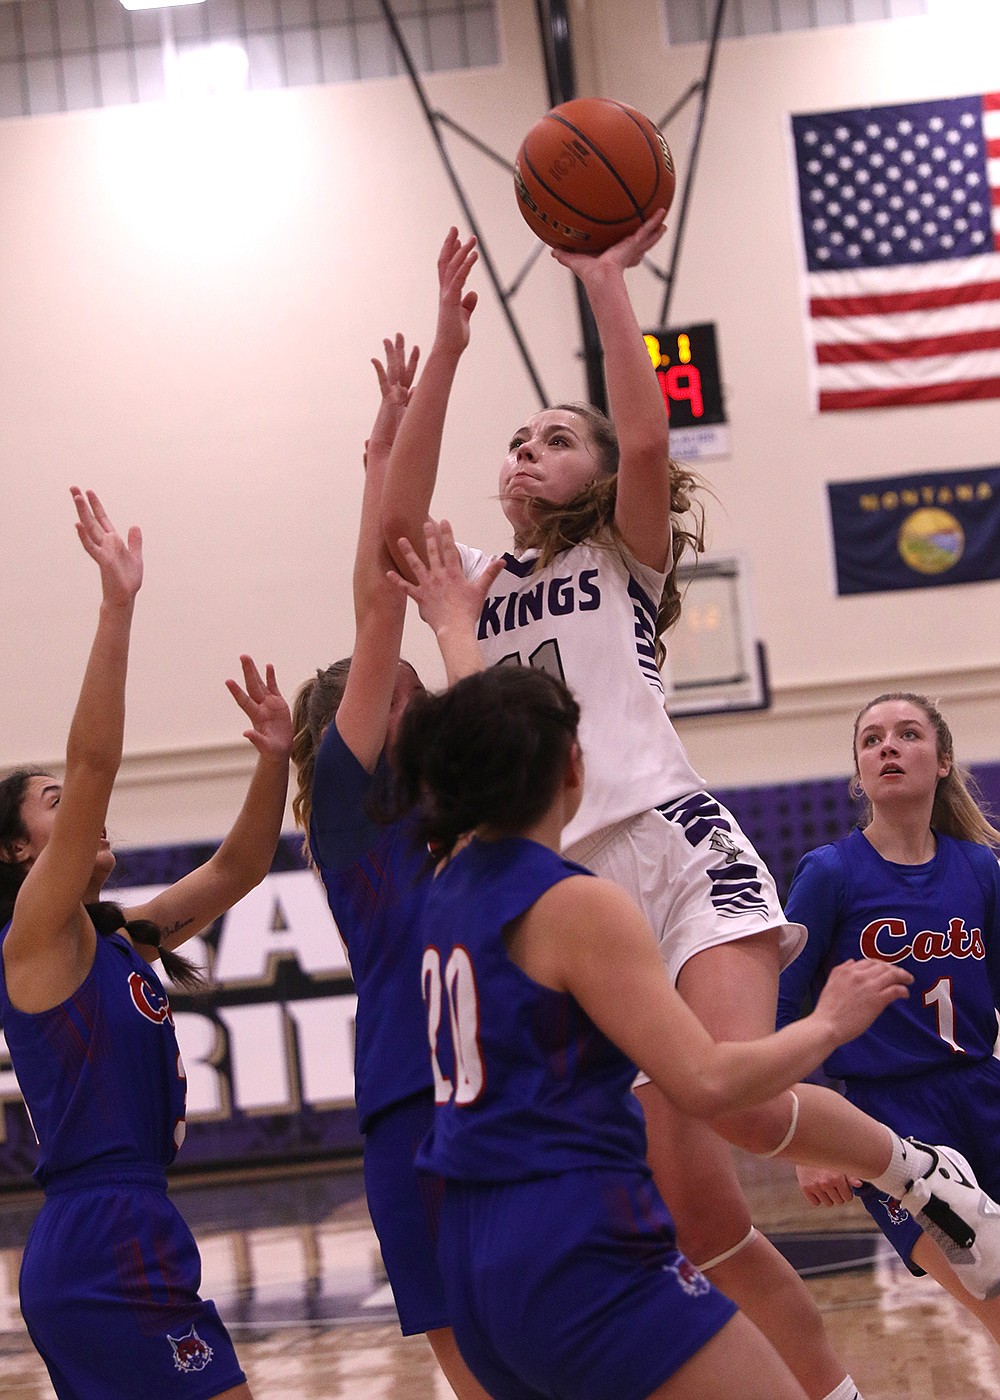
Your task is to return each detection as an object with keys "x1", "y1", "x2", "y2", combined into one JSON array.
[{"x1": 657, "y1": 365, "x2": 704, "y2": 420}]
